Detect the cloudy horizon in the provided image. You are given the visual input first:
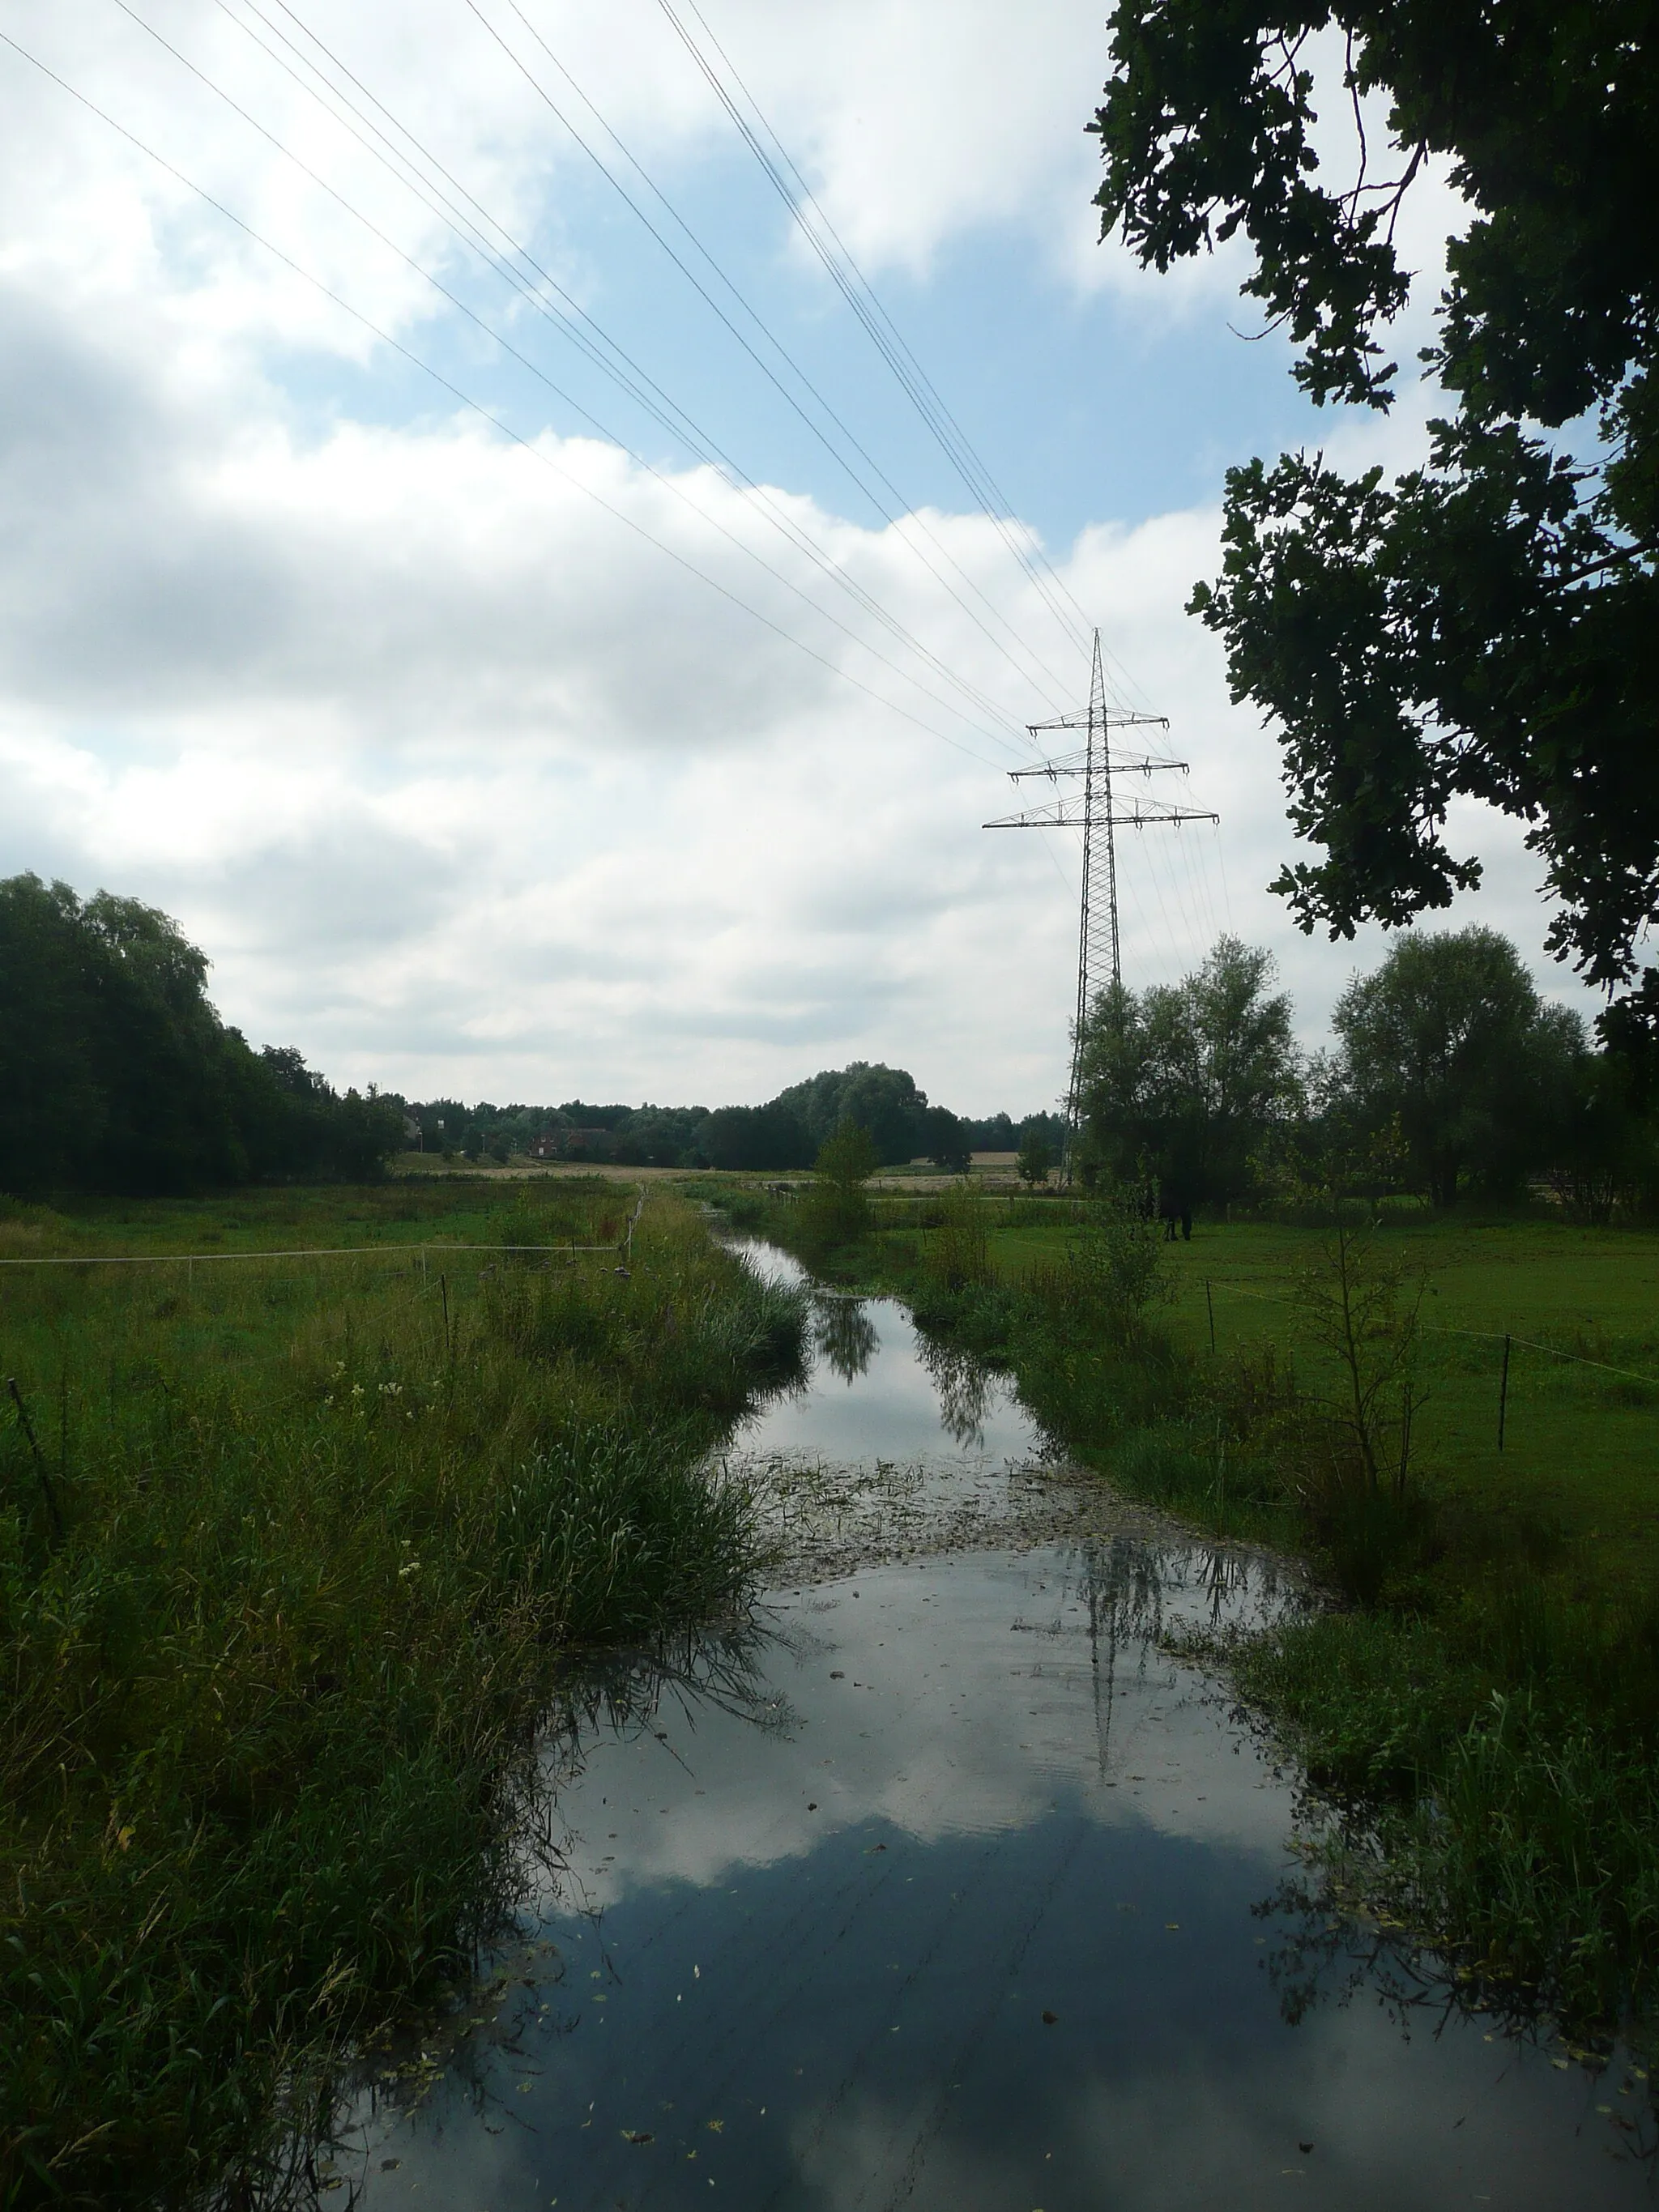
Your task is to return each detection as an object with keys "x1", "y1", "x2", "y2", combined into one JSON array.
[{"x1": 0, "y1": 0, "x2": 1593, "y2": 1116}]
